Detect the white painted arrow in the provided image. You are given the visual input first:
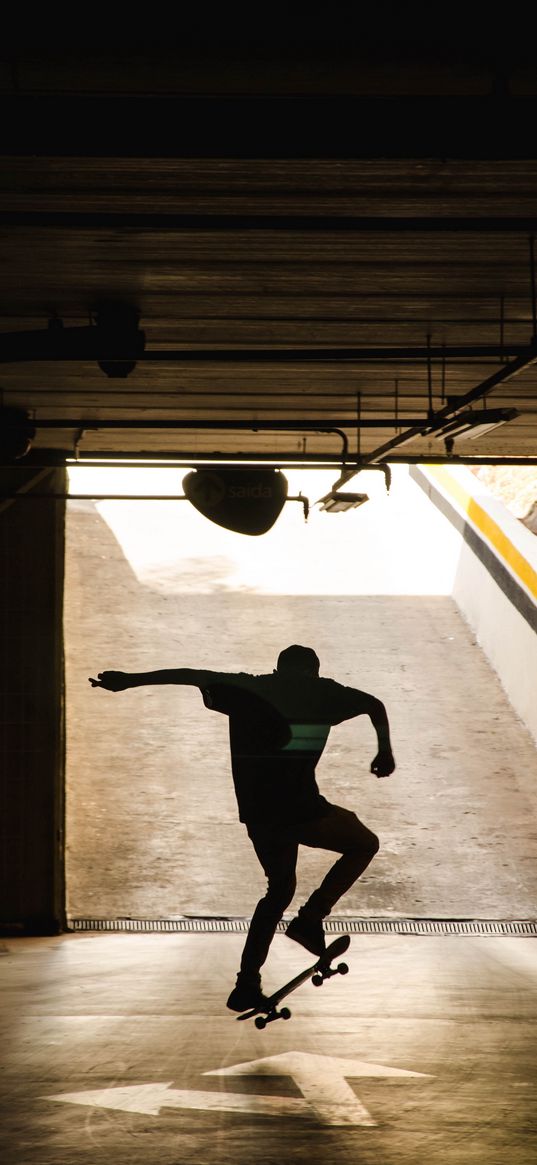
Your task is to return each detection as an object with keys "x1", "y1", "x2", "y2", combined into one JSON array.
[
  {"x1": 47, "y1": 1052, "x2": 433, "y2": 1128},
  {"x1": 206, "y1": 1051, "x2": 432, "y2": 1127},
  {"x1": 47, "y1": 1082, "x2": 309, "y2": 1120}
]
